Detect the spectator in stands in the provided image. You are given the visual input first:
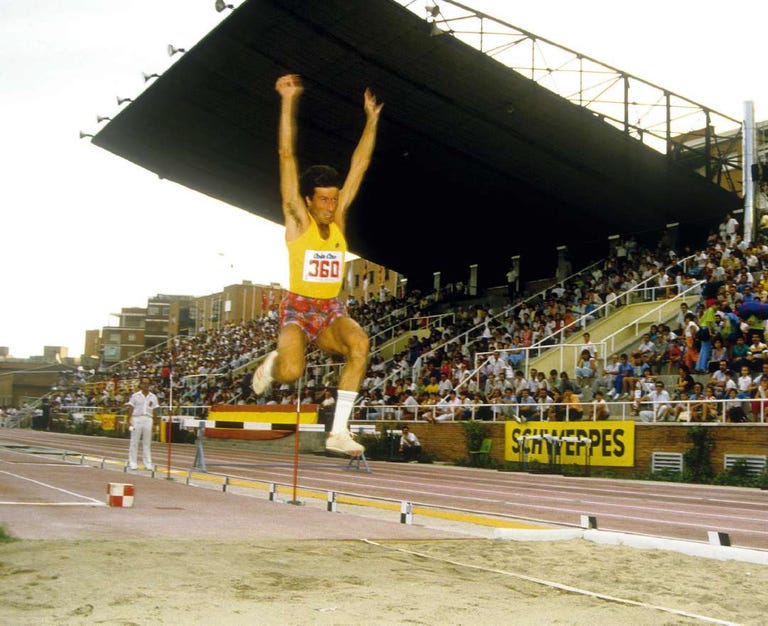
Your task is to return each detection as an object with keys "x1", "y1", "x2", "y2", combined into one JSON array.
[
  {"x1": 399, "y1": 390, "x2": 419, "y2": 421},
  {"x1": 551, "y1": 386, "x2": 582, "y2": 421},
  {"x1": 597, "y1": 353, "x2": 620, "y2": 397},
  {"x1": 532, "y1": 387, "x2": 553, "y2": 421},
  {"x1": 574, "y1": 349, "x2": 597, "y2": 390},
  {"x1": 516, "y1": 387, "x2": 536, "y2": 422},
  {"x1": 620, "y1": 352, "x2": 649, "y2": 398},
  {"x1": 724, "y1": 387, "x2": 750, "y2": 422},
  {"x1": 672, "y1": 365, "x2": 695, "y2": 401},
  {"x1": 710, "y1": 360, "x2": 732, "y2": 397},
  {"x1": 611, "y1": 353, "x2": 633, "y2": 399},
  {"x1": 696, "y1": 297, "x2": 719, "y2": 373},
  {"x1": 746, "y1": 333, "x2": 768, "y2": 372},
  {"x1": 579, "y1": 332, "x2": 597, "y2": 358},
  {"x1": 557, "y1": 371, "x2": 579, "y2": 395},
  {"x1": 736, "y1": 365, "x2": 755, "y2": 399},
  {"x1": 753, "y1": 377, "x2": 768, "y2": 421},
  {"x1": 730, "y1": 335, "x2": 750, "y2": 372},
  {"x1": 638, "y1": 380, "x2": 671, "y2": 422},
  {"x1": 708, "y1": 337, "x2": 728, "y2": 373},
  {"x1": 682, "y1": 312, "x2": 700, "y2": 372},
  {"x1": 318, "y1": 389, "x2": 336, "y2": 429},
  {"x1": 591, "y1": 389, "x2": 610, "y2": 421},
  {"x1": 437, "y1": 372, "x2": 453, "y2": 395},
  {"x1": 674, "y1": 382, "x2": 705, "y2": 422}
]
